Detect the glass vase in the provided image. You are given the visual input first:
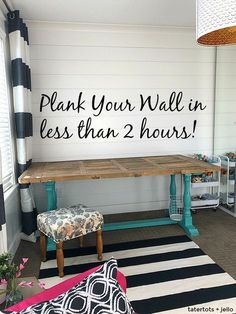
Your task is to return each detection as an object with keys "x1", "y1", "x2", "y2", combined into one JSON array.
[
  {"x1": 5, "y1": 289, "x2": 23, "y2": 307},
  {"x1": 5, "y1": 277, "x2": 23, "y2": 307}
]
